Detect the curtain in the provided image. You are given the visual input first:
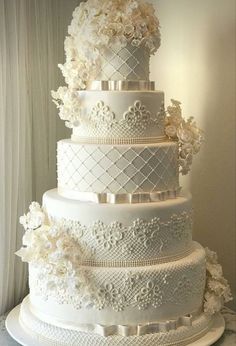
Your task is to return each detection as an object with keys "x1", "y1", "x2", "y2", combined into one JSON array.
[{"x1": 0, "y1": 0, "x2": 78, "y2": 315}]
